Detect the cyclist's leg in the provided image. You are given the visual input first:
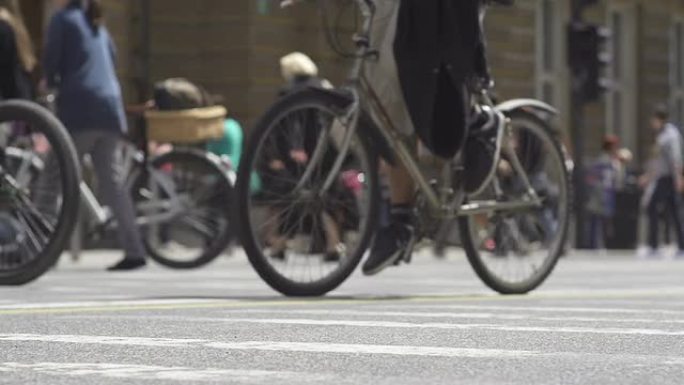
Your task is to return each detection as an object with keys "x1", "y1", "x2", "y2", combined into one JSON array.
[
  {"x1": 321, "y1": 211, "x2": 342, "y2": 262},
  {"x1": 76, "y1": 131, "x2": 146, "y2": 270},
  {"x1": 363, "y1": 161, "x2": 416, "y2": 276},
  {"x1": 388, "y1": 164, "x2": 414, "y2": 204},
  {"x1": 361, "y1": 0, "x2": 424, "y2": 275},
  {"x1": 387, "y1": 163, "x2": 416, "y2": 227}
]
